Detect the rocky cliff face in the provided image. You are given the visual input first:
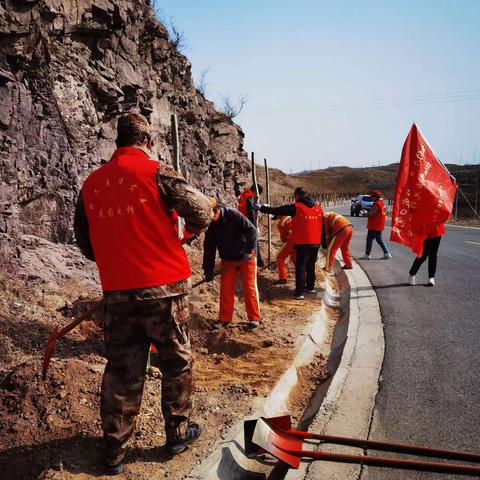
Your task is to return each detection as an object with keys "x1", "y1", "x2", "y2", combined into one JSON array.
[{"x1": 0, "y1": 0, "x2": 249, "y2": 259}]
